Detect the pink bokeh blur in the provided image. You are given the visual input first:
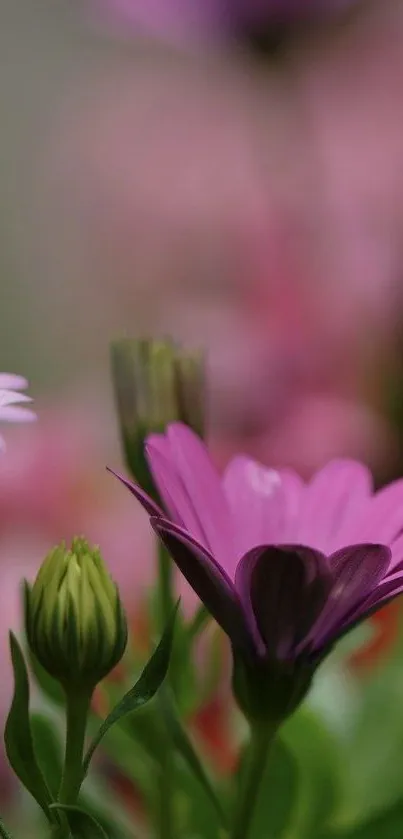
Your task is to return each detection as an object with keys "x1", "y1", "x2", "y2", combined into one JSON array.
[
  {"x1": 92, "y1": 0, "x2": 362, "y2": 45},
  {"x1": 38, "y1": 0, "x2": 403, "y2": 470},
  {"x1": 2, "y1": 0, "x2": 403, "y2": 812}
]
